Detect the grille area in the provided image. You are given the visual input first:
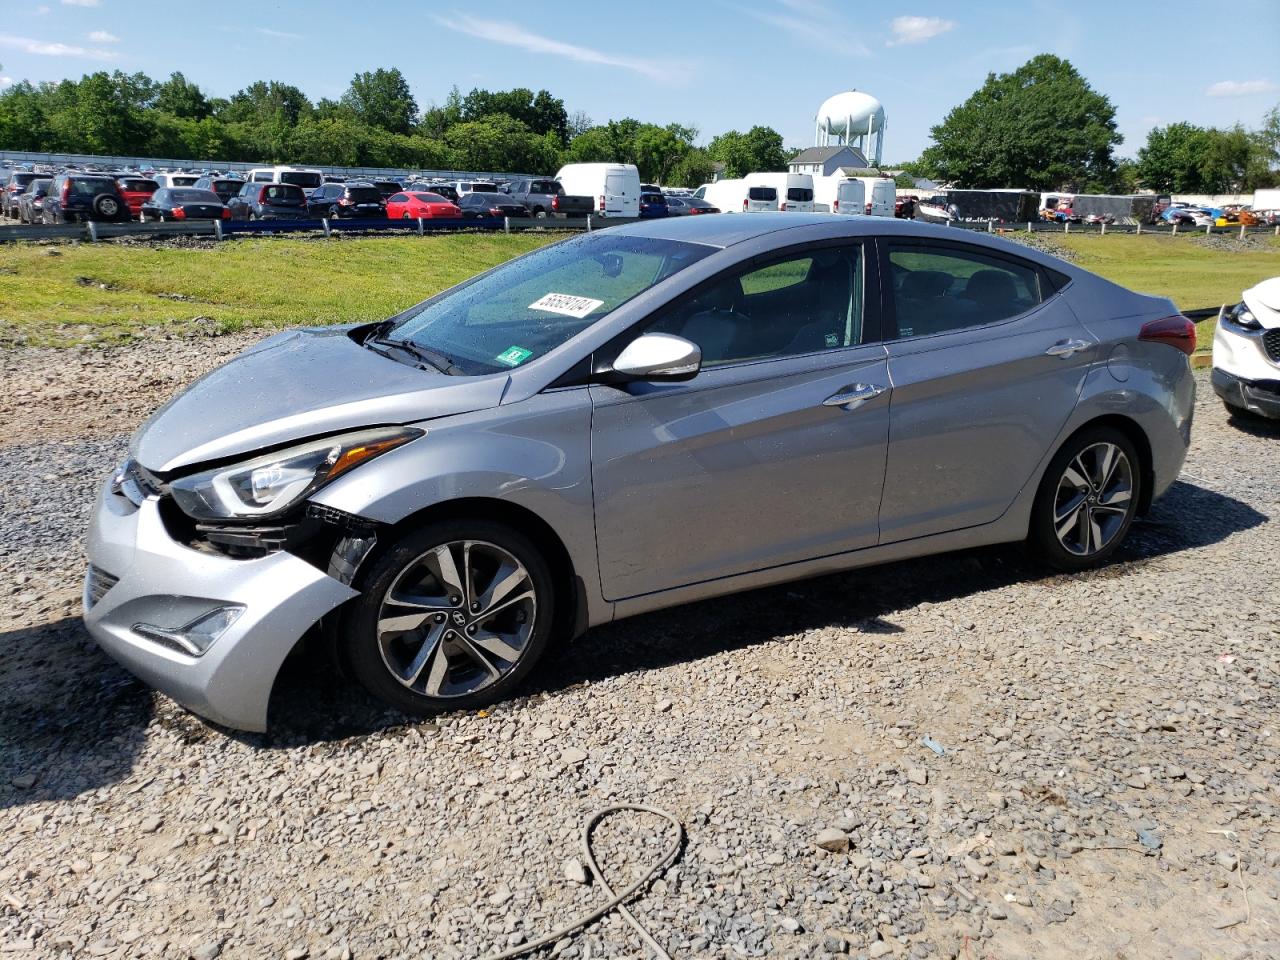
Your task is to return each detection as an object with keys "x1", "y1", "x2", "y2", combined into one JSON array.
[
  {"x1": 1264, "y1": 328, "x2": 1280, "y2": 363},
  {"x1": 85, "y1": 565, "x2": 119, "y2": 608}
]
